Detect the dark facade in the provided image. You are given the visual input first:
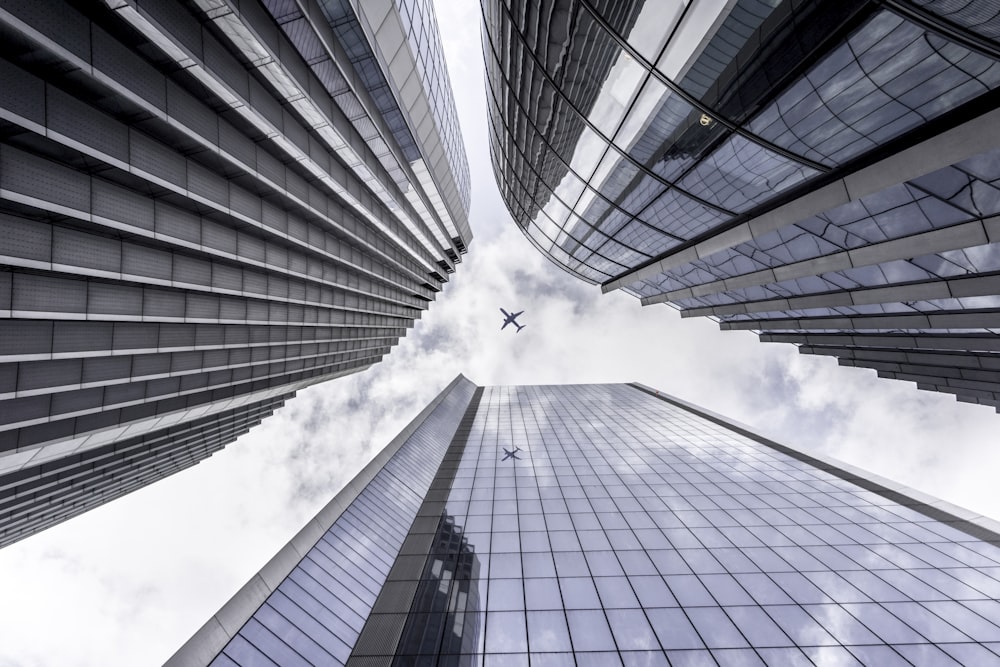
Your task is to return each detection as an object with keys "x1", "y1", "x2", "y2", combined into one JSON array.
[
  {"x1": 395, "y1": 510, "x2": 482, "y2": 662},
  {"x1": 0, "y1": 0, "x2": 470, "y2": 547},
  {"x1": 485, "y1": 0, "x2": 1000, "y2": 411},
  {"x1": 172, "y1": 376, "x2": 1000, "y2": 665}
]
